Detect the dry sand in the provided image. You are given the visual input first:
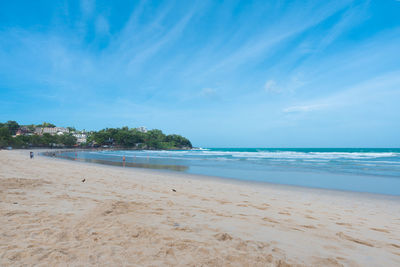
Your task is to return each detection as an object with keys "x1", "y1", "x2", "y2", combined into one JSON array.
[{"x1": 0, "y1": 149, "x2": 399, "y2": 266}]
